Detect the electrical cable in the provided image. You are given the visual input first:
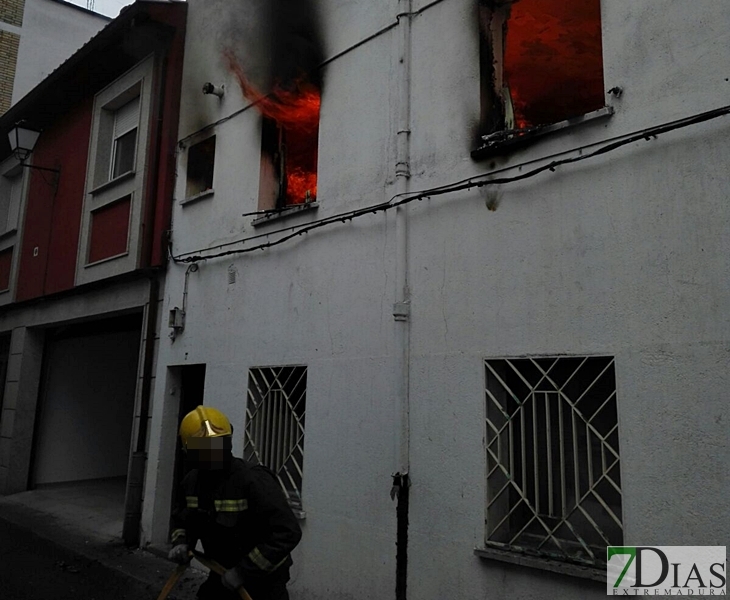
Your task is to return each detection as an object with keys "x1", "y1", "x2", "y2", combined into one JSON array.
[{"x1": 170, "y1": 103, "x2": 730, "y2": 264}]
